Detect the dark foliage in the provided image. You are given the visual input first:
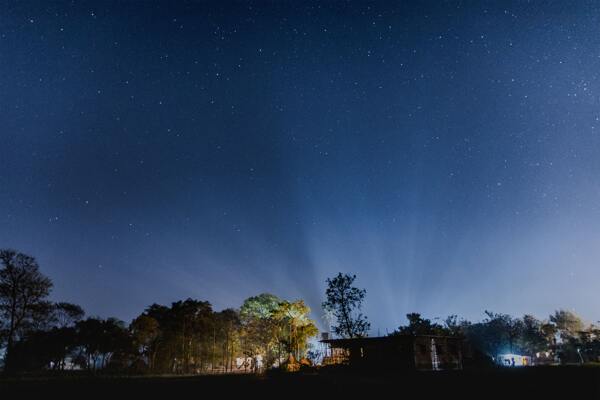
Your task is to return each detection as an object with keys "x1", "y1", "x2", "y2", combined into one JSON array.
[{"x1": 322, "y1": 273, "x2": 370, "y2": 338}]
